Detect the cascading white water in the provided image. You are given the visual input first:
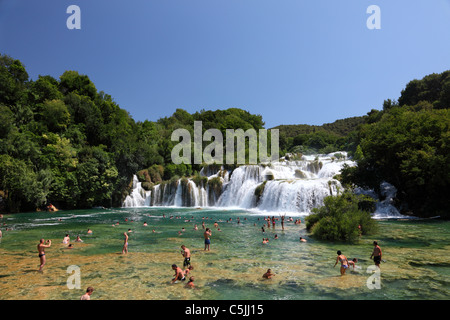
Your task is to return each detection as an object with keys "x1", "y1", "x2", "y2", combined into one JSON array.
[
  {"x1": 216, "y1": 153, "x2": 350, "y2": 213},
  {"x1": 257, "y1": 179, "x2": 339, "y2": 213},
  {"x1": 373, "y1": 182, "x2": 406, "y2": 218},
  {"x1": 122, "y1": 152, "x2": 358, "y2": 214},
  {"x1": 122, "y1": 175, "x2": 151, "y2": 207},
  {"x1": 217, "y1": 165, "x2": 263, "y2": 208}
]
